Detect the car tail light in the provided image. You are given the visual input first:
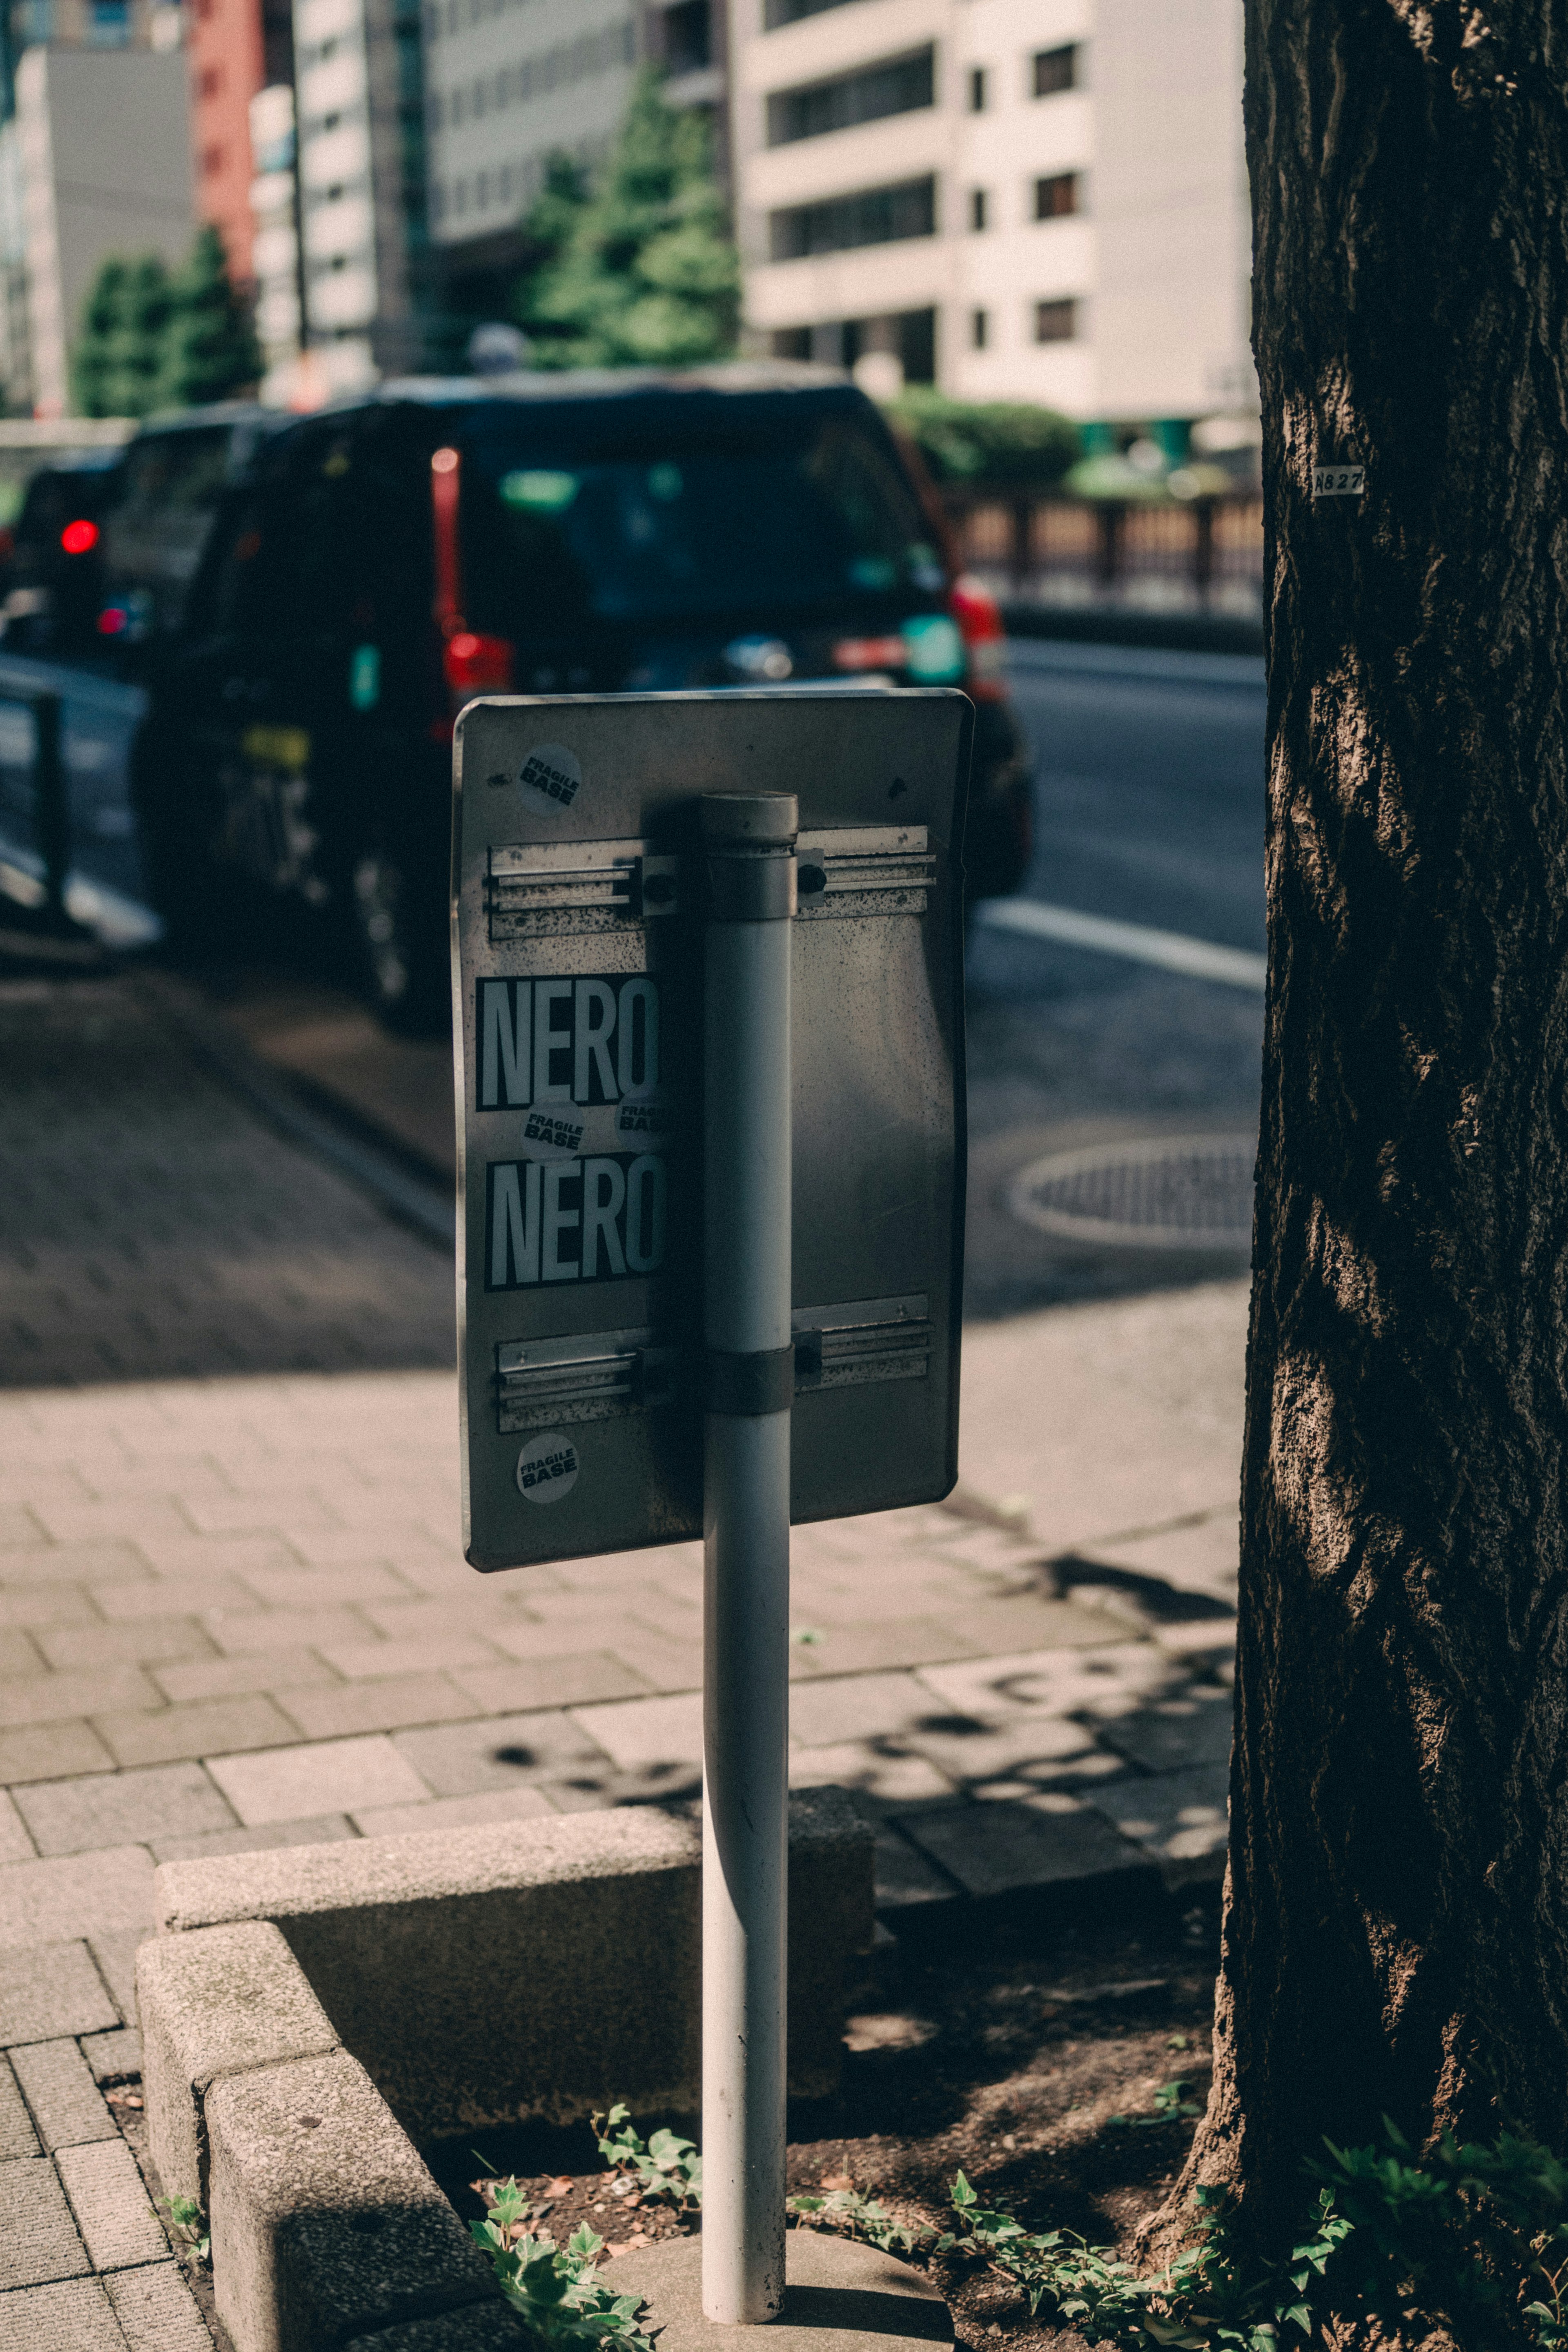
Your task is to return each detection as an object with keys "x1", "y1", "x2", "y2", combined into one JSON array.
[
  {"x1": 833, "y1": 634, "x2": 906, "y2": 673},
  {"x1": 97, "y1": 606, "x2": 128, "y2": 636},
  {"x1": 443, "y1": 631, "x2": 514, "y2": 693},
  {"x1": 949, "y1": 575, "x2": 1007, "y2": 701},
  {"x1": 60, "y1": 518, "x2": 99, "y2": 555}
]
